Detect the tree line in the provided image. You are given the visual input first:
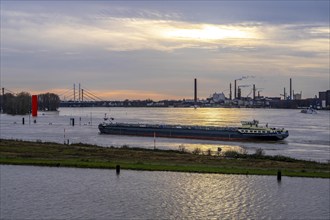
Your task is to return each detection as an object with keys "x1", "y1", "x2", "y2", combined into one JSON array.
[{"x1": 0, "y1": 92, "x2": 60, "y2": 115}]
